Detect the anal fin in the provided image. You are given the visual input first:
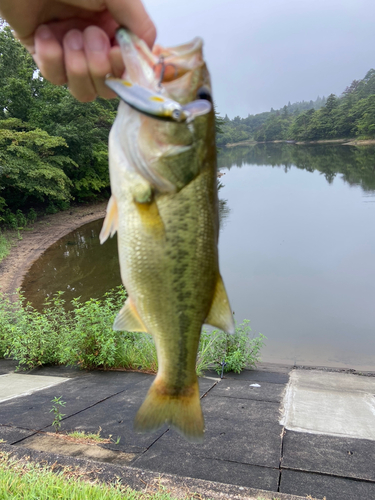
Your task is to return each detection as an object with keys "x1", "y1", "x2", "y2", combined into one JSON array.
[
  {"x1": 113, "y1": 297, "x2": 148, "y2": 333},
  {"x1": 205, "y1": 274, "x2": 235, "y2": 334},
  {"x1": 99, "y1": 195, "x2": 118, "y2": 244}
]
